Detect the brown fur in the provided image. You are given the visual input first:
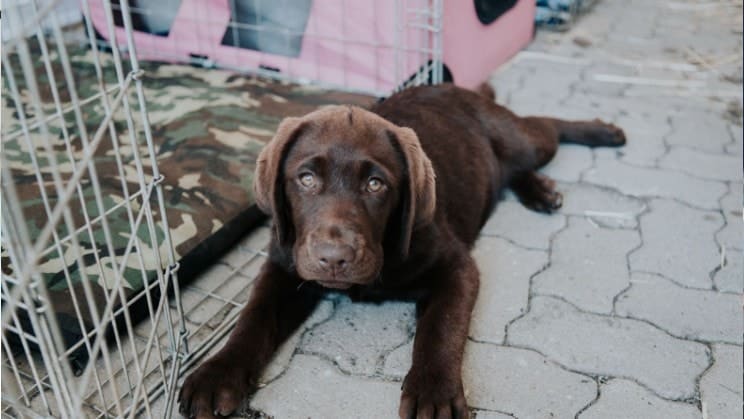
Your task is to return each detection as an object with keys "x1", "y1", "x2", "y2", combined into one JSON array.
[{"x1": 179, "y1": 83, "x2": 626, "y2": 419}]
